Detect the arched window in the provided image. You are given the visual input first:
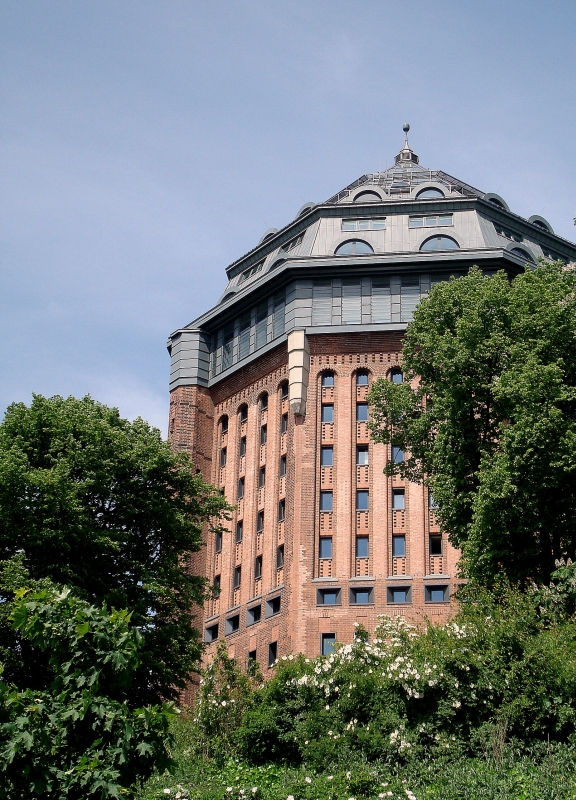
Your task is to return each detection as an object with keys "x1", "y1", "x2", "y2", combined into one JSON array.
[
  {"x1": 335, "y1": 240, "x2": 374, "y2": 255},
  {"x1": 356, "y1": 371, "x2": 369, "y2": 386},
  {"x1": 220, "y1": 415, "x2": 229, "y2": 435},
  {"x1": 488, "y1": 197, "x2": 505, "y2": 209},
  {"x1": 510, "y1": 247, "x2": 535, "y2": 263},
  {"x1": 389, "y1": 368, "x2": 403, "y2": 384},
  {"x1": 239, "y1": 404, "x2": 248, "y2": 424},
  {"x1": 416, "y1": 187, "x2": 444, "y2": 199},
  {"x1": 420, "y1": 236, "x2": 459, "y2": 252},
  {"x1": 259, "y1": 393, "x2": 268, "y2": 411},
  {"x1": 354, "y1": 191, "x2": 381, "y2": 203}
]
